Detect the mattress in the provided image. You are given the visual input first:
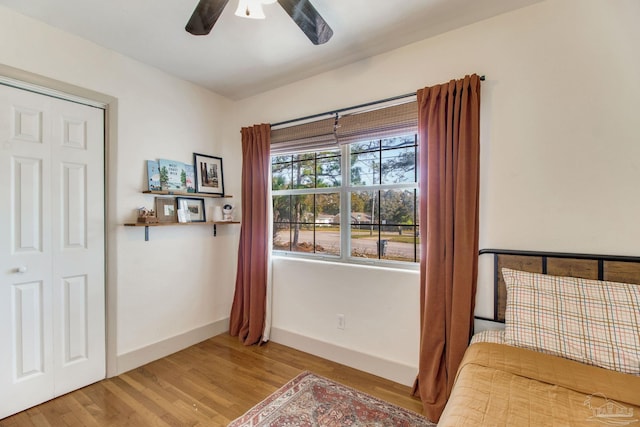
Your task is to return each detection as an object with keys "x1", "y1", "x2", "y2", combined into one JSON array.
[{"x1": 438, "y1": 342, "x2": 640, "y2": 426}]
